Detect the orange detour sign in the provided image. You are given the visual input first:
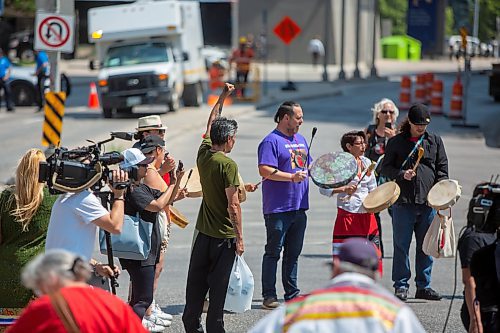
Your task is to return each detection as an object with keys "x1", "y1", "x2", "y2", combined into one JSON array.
[{"x1": 273, "y1": 16, "x2": 301, "y2": 45}]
